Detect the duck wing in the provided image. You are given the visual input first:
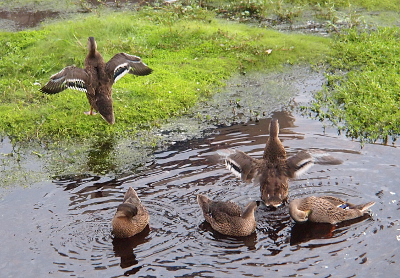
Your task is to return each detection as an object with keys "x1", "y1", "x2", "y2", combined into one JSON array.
[
  {"x1": 217, "y1": 149, "x2": 262, "y2": 182},
  {"x1": 208, "y1": 201, "x2": 242, "y2": 222},
  {"x1": 40, "y1": 66, "x2": 89, "y2": 94},
  {"x1": 106, "y1": 53, "x2": 153, "y2": 83},
  {"x1": 286, "y1": 150, "x2": 314, "y2": 178},
  {"x1": 319, "y1": 196, "x2": 347, "y2": 207}
]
